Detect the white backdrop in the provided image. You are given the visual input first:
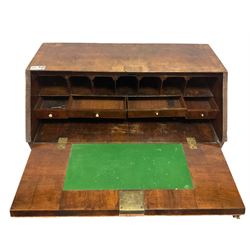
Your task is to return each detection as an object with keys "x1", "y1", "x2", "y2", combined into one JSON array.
[{"x1": 0, "y1": 0, "x2": 249, "y2": 249}]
